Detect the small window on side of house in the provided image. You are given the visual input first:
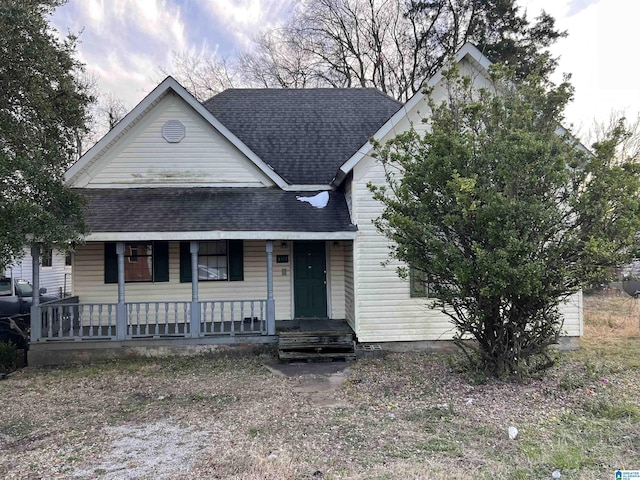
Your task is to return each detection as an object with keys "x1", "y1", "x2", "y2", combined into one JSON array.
[
  {"x1": 41, "y1": 249, "x2": 53, "y2": 268},
  {"x1": 410, "y1": 268, "x2": 433, "y2": 298},
  {"x1": 65, "y1": 252, "x2": 72, "y2": 266}
]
